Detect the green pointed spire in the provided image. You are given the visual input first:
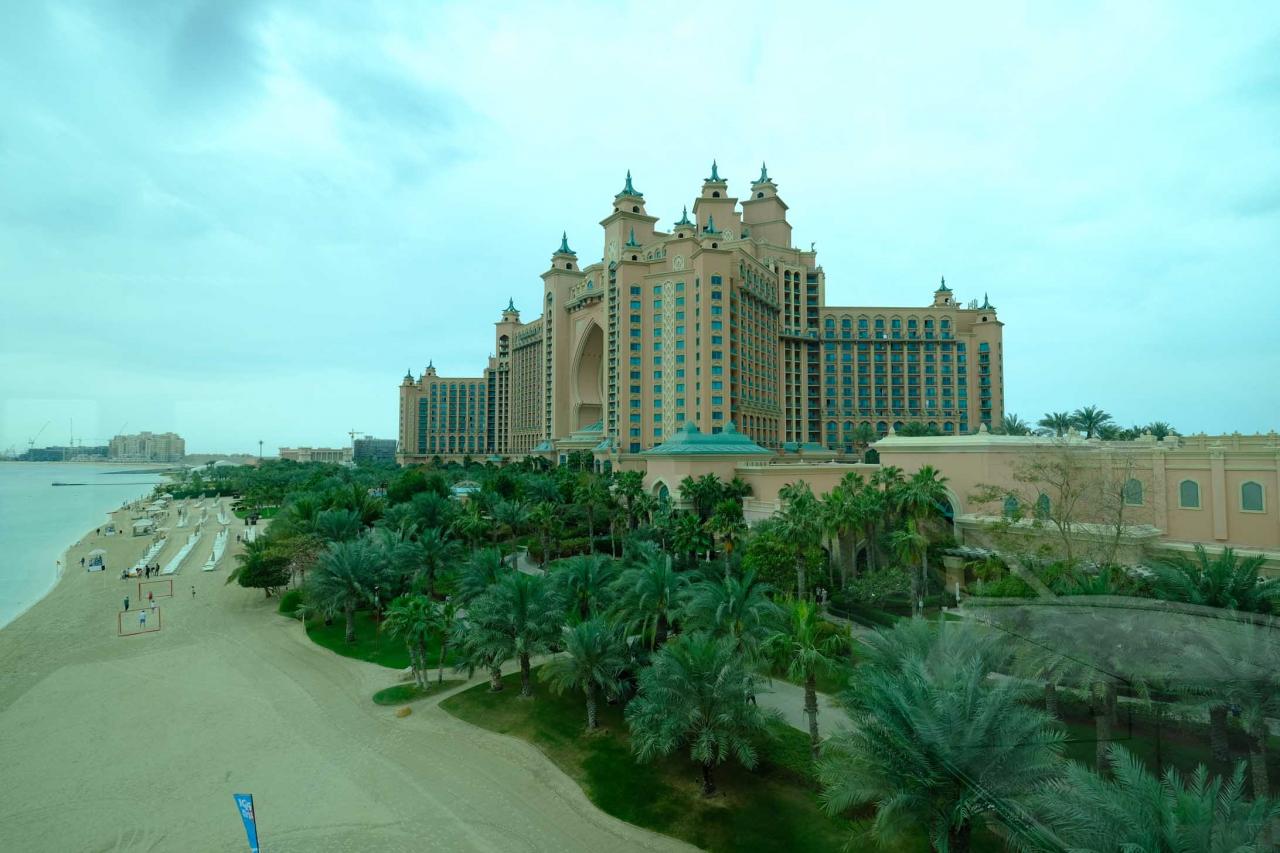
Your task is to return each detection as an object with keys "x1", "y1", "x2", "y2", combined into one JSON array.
[
  {"x1": 707, "y1": 160, "x2": 722, "y2": 182},
  {"x1": 981, "y1": 292, "x2": 994, "y2": 310},
  {"x1": 404, "y1": 368, "x2": 413, "y2": 381},
  {"x1": 704, "y1": 214, "x2": 718, "y2": 234},
  {"x1": 937, "y1": 275, "x2": 950, "y2": 292},
  {"x1": 675, "y1": 206, "x2": 692, "y2": 226},
  {"x1": 506, "y1": 297, "x2": 516, "y2": 312},
  {"x1": 756, "y1": 161, "x2": 770, "y2": 183},
  {"x1": 625, "y1": 227, "x2": 639, "y2": 247},
  {"x1": 556, "y1": 231, "x2": 576, "y2": 255},
  {"x1": 615, "y1": 169, "x2": 642, "y2": 198}
]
